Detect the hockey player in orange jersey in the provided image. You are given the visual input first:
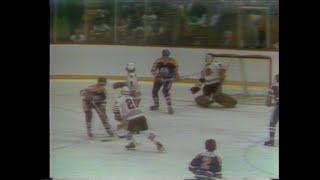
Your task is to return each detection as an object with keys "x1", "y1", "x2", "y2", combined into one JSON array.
[
  {"x1": 150, "y1": 49, "x2": 179, "y2": 114},
  {"x1": 80, "y1": 77, "x2": 114, "y2": 139}
]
